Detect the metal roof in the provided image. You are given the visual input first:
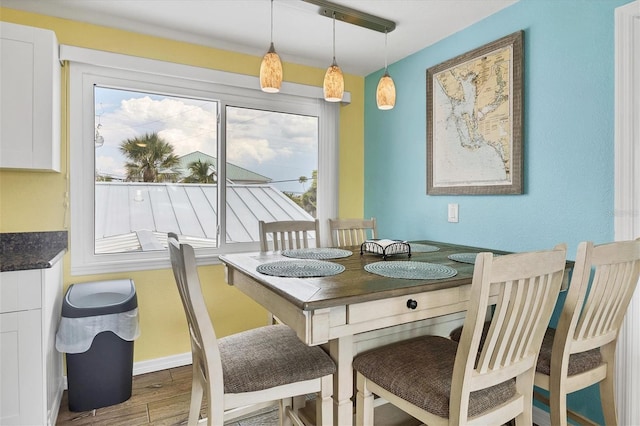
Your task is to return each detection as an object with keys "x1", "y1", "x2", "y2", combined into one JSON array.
[
  {"x1": 176, "y1": 151, "x2": 272, "y2": 184},
  {"x1": 95, "y1": 182, "x2": 313, "y2": 253}
]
